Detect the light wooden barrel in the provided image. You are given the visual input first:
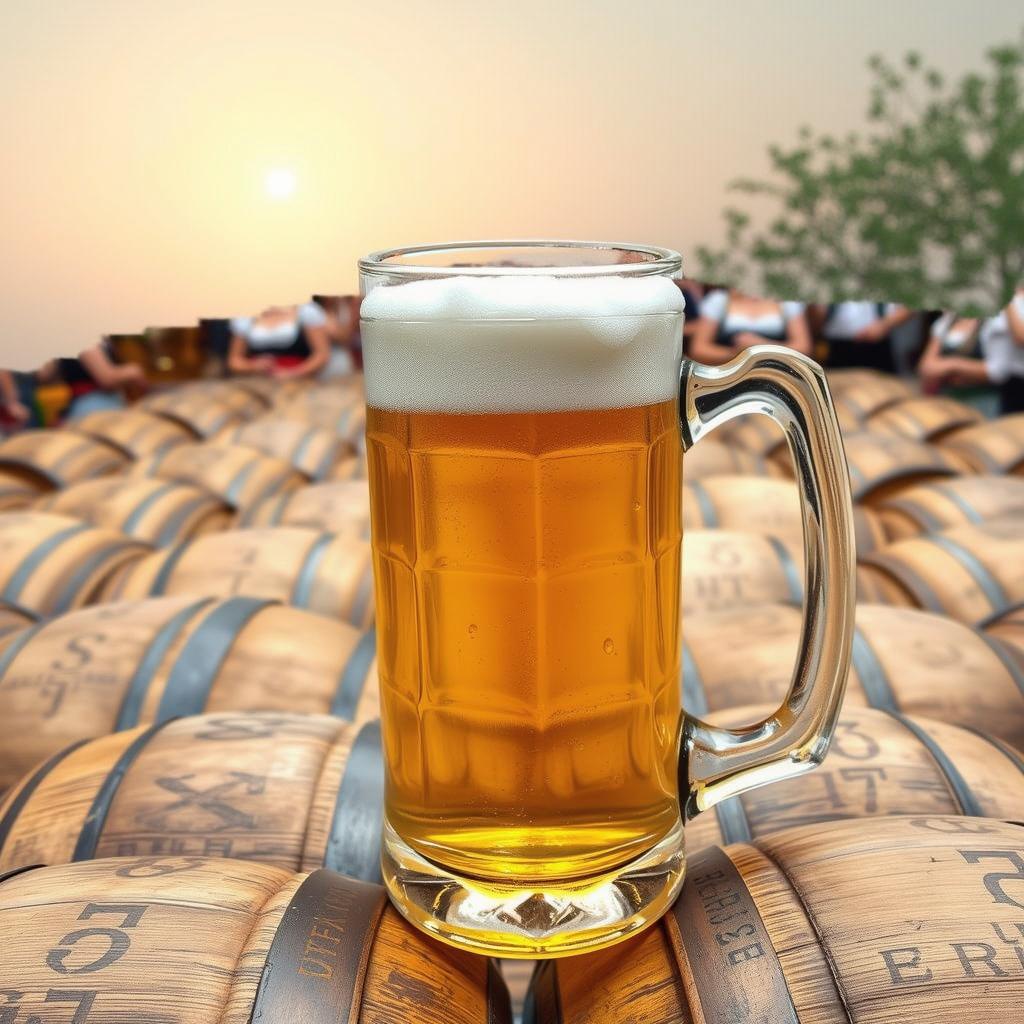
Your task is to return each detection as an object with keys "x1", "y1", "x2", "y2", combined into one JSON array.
[
  {"x1": 840, "y1": 430, "x2": 960, "y2": 504},
  {"x1": 0, "y1": 596, "x2": 380, "y2": 790},
  {"x1": 682, "y1": 529, "x2": 803, "y2": 614},
  {"x1": 940, "y1": 413, "x2": 1024, "y2": 474},
  {"x1": 685, "y1": 704, "x2": 1024, "y2": 849},
  {"x1": 0, "y1": 512, "x2": 148, "y2": 619},
  {"x1": 682, "y1": 475, "x2": 886, "y2": 557},
  {"x1": 0, "y1": 857, "x2": 509, "y2": 1024},
  {"x1": 681, "y1": 602, "x2": 1024, "y2": 748},
  {"x1": 273, "y1": 386, "x2": 367, "y2": 443},
  {"x1": 865, "y1": 395, "x2": 985, "y2": 443},
  {"x1": 711, "y1": 416, "x2": 787, "y2": 459},
  {"x1": 0, "y1": 712, "x2": 386, "y2": 881},
  {"x1": 536, "y1": 816, "x2": 1024, "y2": 1024},
  {"x1": 103, "y1": 528, "x2": 375, "y2": 628},
  {"x1": 0, "y1": 601, "x2": 36, "y2": 640},
  {"x1": 129, "y1": 443, "x2": 306, "y2": 511},
  {"x1": 70, "y1": 408, "x2": 195, "y2": 460},
  {"x1": 859, "y1": 517, "x2": 1024, "y2": 624},
  {"x1": 212, "y1": 418, "x2": 356, "y2": 481},
  {"x1": 0, "y1": 469, "x2": 39, "y2": 510},
  {"x1": 830, "y1": 372, "x2": 917, "y2": 420},
  {"x1": 0, "y1": 430, "x2": 129, "y2": 490},
  {"x1": 140, "y1": 386, "x2": 266, "y2": 438},
  {"x1": 982, "y1": 604, "x2": 1024, "y2": 667},
  {"x1": 684, "y1": 439, "x2": 785, "y2": 479},
  {"x1": 876, "y1": 475, "x2": 1024, "y2": 539},
  {"x1": 239, "y1": 480, "x2": 371, "y2": 536},
  {"x1": 37, "y1": 477, "x2": 232, "y2": 546}
]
